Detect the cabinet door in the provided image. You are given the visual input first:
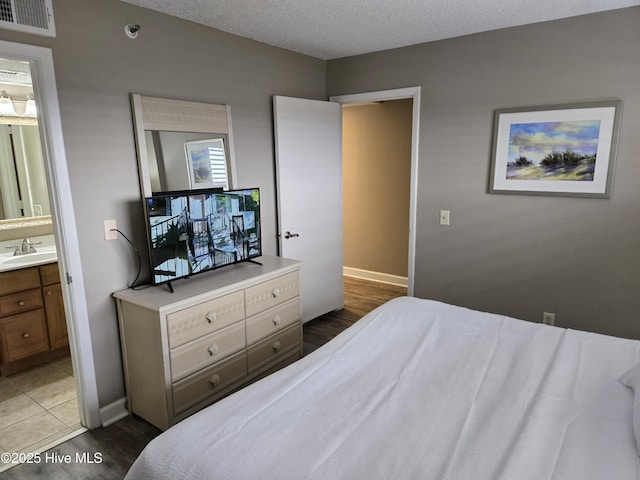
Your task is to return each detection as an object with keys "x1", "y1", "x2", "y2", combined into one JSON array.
[{"x1": 43, "y1": 283, "x2": 68, "y2": 350}]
